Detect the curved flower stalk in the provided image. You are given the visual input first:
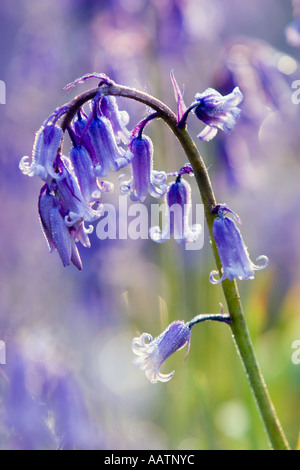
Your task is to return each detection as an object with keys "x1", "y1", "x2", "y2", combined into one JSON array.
[
  {"x1": 149, "y1": 175, "x2": 202, "y2": 244},
  {"x1": 209, "y1": 204, "x2": 269, "y2": 284},
  {"x1": 64, "y1": 72, "x2": 114, "y2": 91},
  {"x1": 119, "y1": 133, "x2": 167, "y2": 202},
  {"x1": 132, "y1": 312, "x2": 231, "y2": 384}
]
